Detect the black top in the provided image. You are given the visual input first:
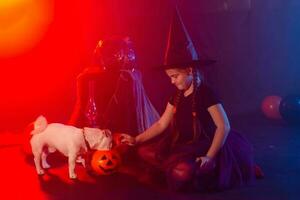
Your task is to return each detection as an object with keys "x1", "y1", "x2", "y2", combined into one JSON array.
[{"x1": 169, "y1": 83, "x2": 221, "y2": 144}]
